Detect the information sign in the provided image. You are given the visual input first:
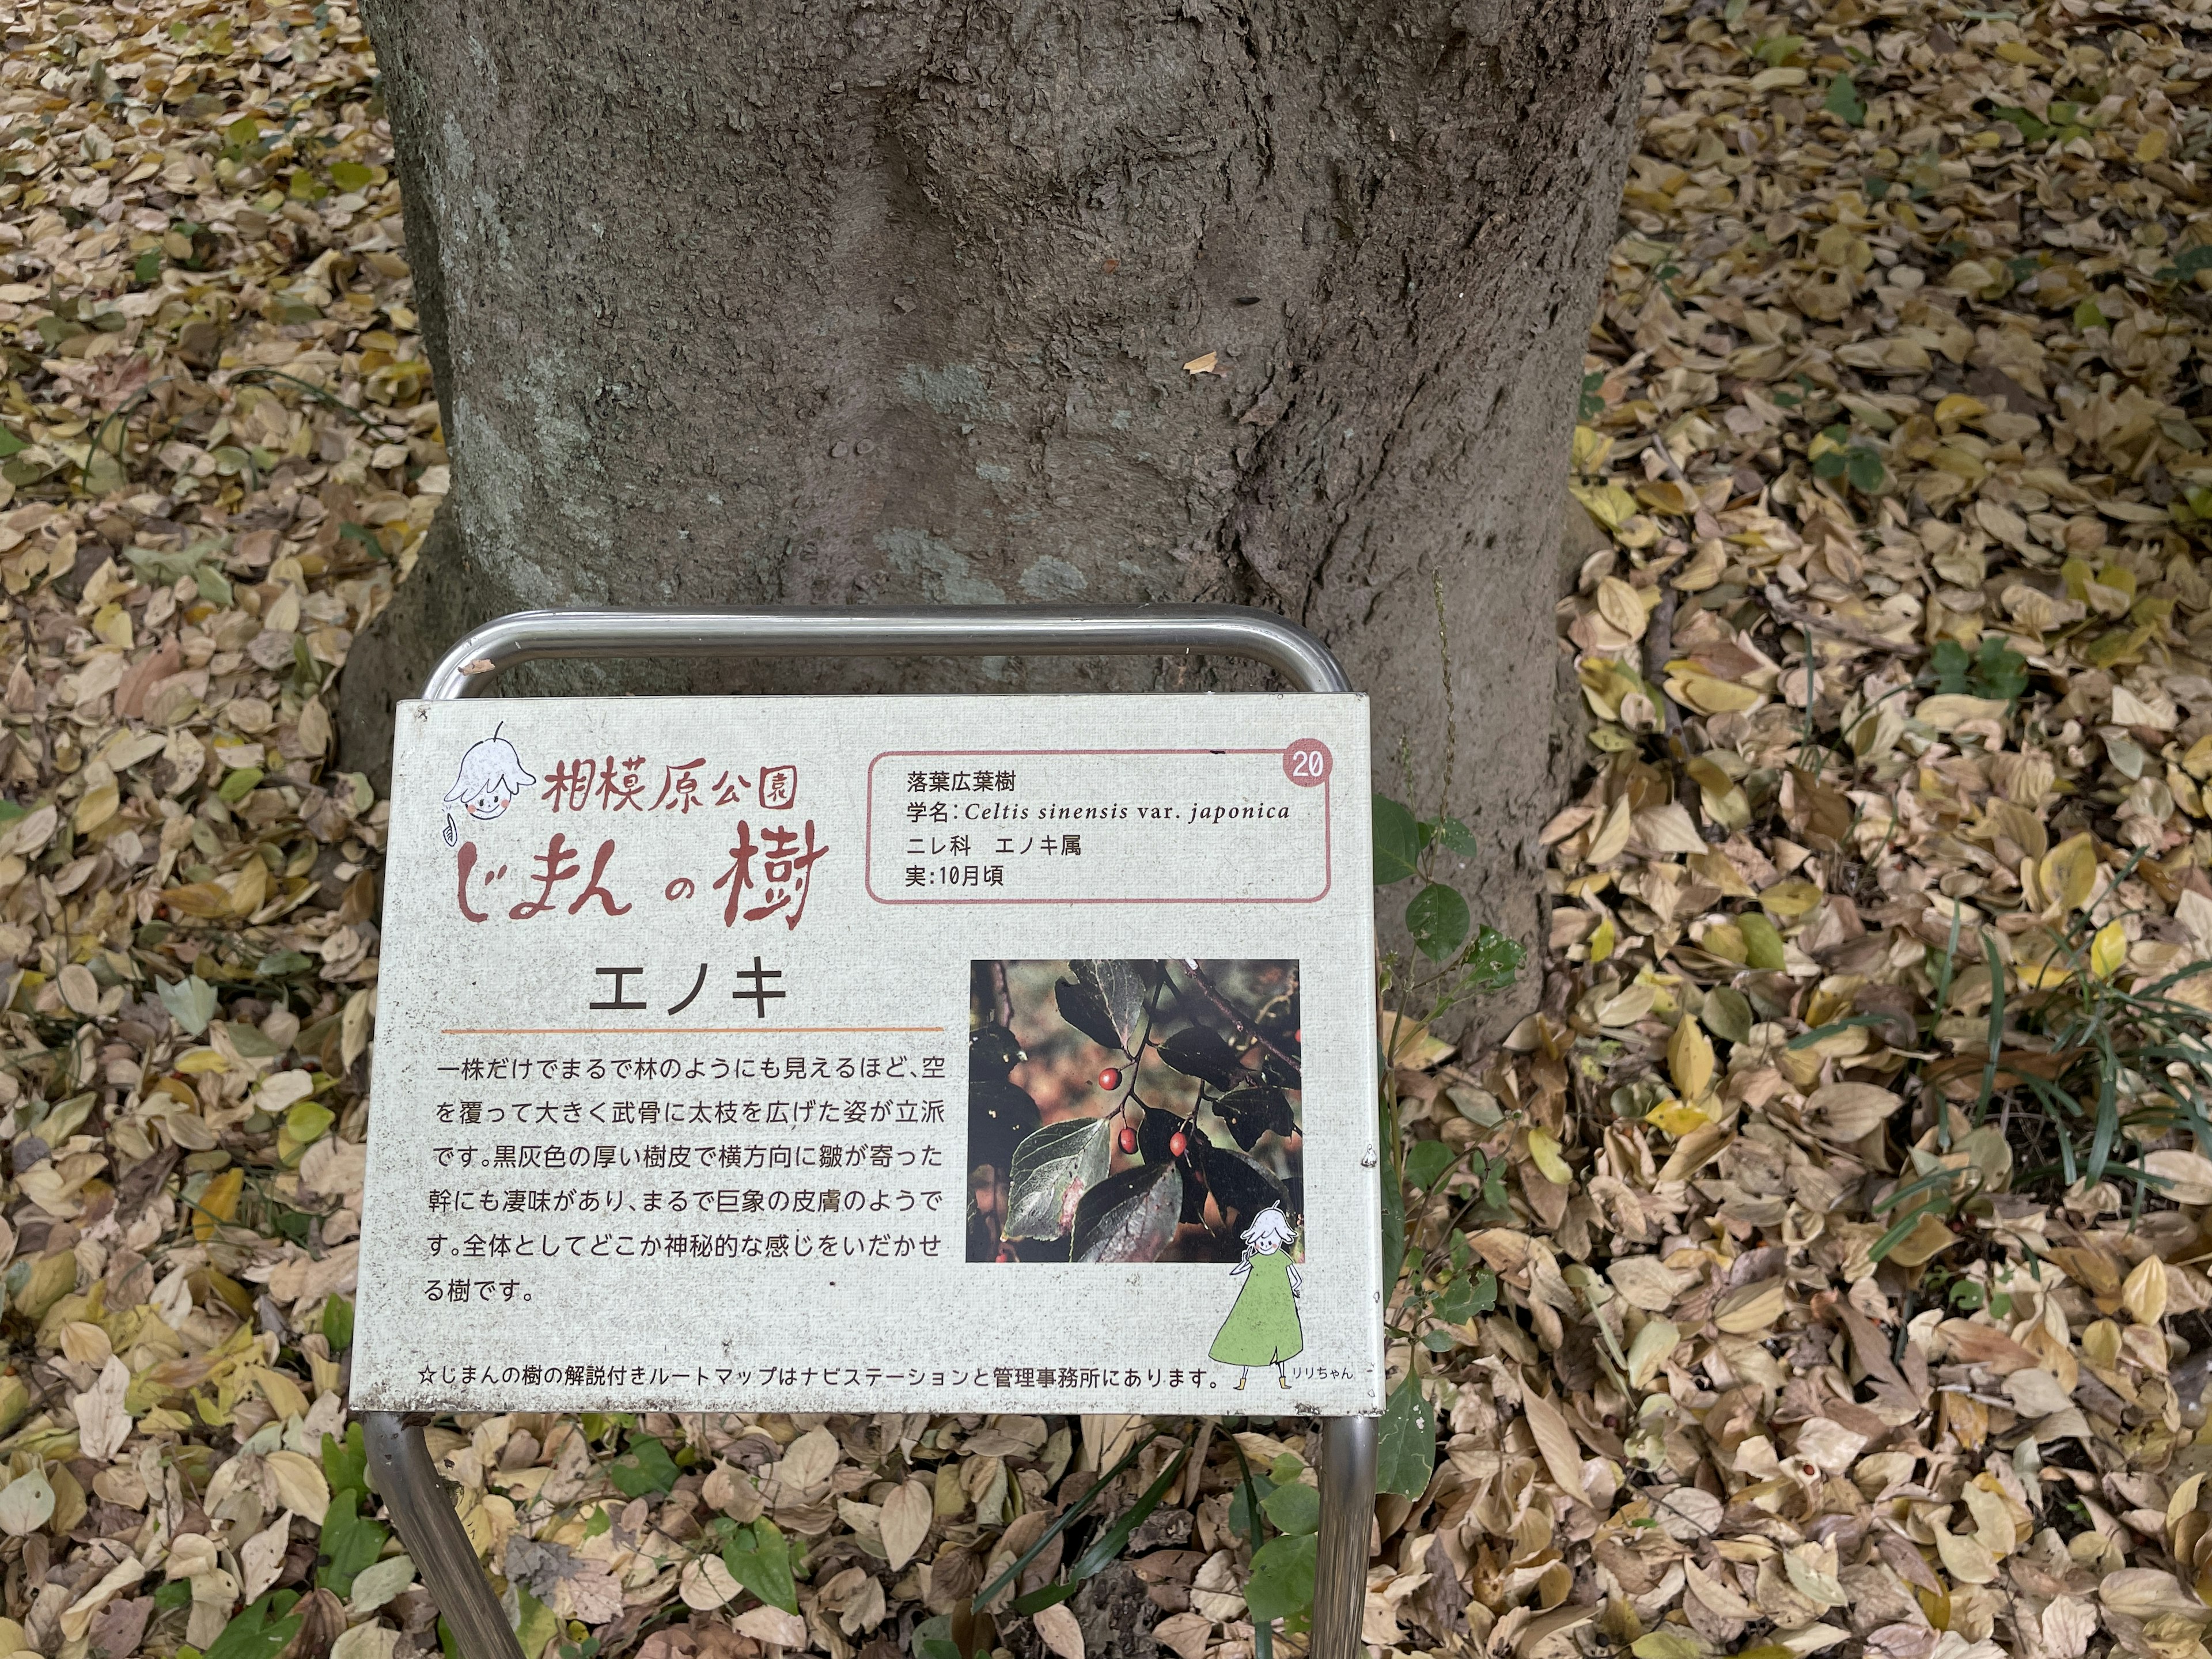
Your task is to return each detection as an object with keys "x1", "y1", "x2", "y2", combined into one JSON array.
[{"x1": 354, "y1": 694, "x2": 1382, "y2": 1416}]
